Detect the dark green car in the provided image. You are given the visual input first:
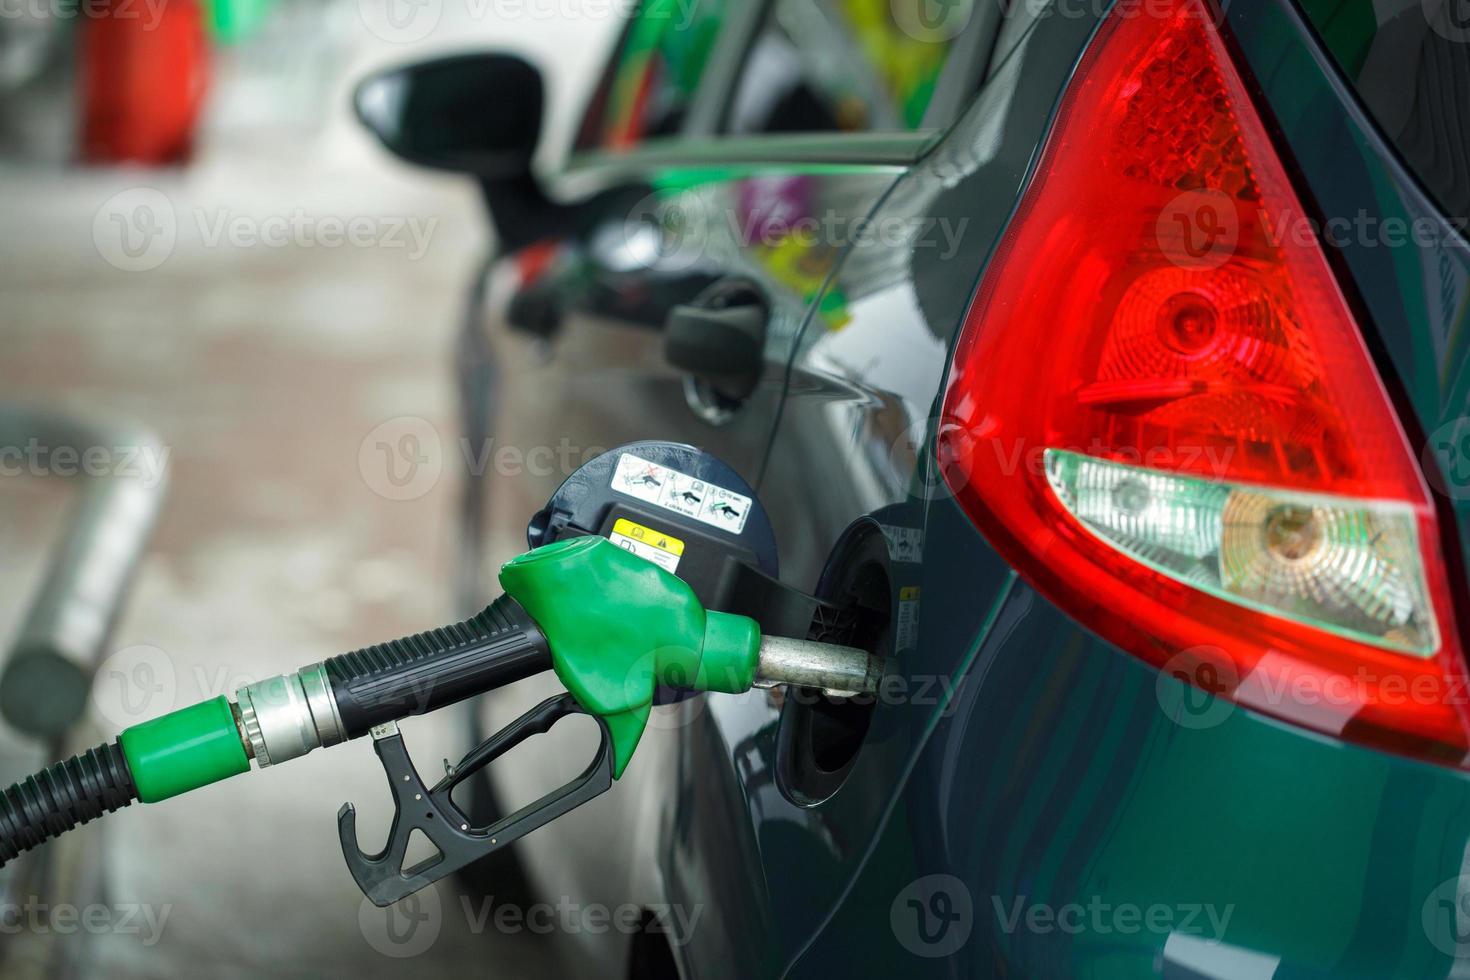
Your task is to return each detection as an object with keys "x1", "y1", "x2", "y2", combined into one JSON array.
[{"x1": 363, "y1": 0, "x2": 1470, "y2": 975}]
